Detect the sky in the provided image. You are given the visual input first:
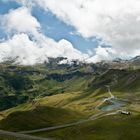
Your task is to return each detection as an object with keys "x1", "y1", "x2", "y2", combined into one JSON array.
[{"x1": 0, "y1": 0, "x2": 140, "y2": 65}]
